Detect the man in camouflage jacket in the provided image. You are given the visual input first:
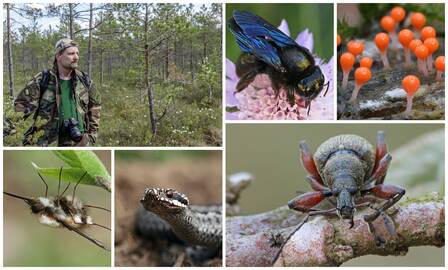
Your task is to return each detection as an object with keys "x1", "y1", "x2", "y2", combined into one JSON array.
[{"x1": 14, "y1": 38, "x2": 101, "y2": 146}]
